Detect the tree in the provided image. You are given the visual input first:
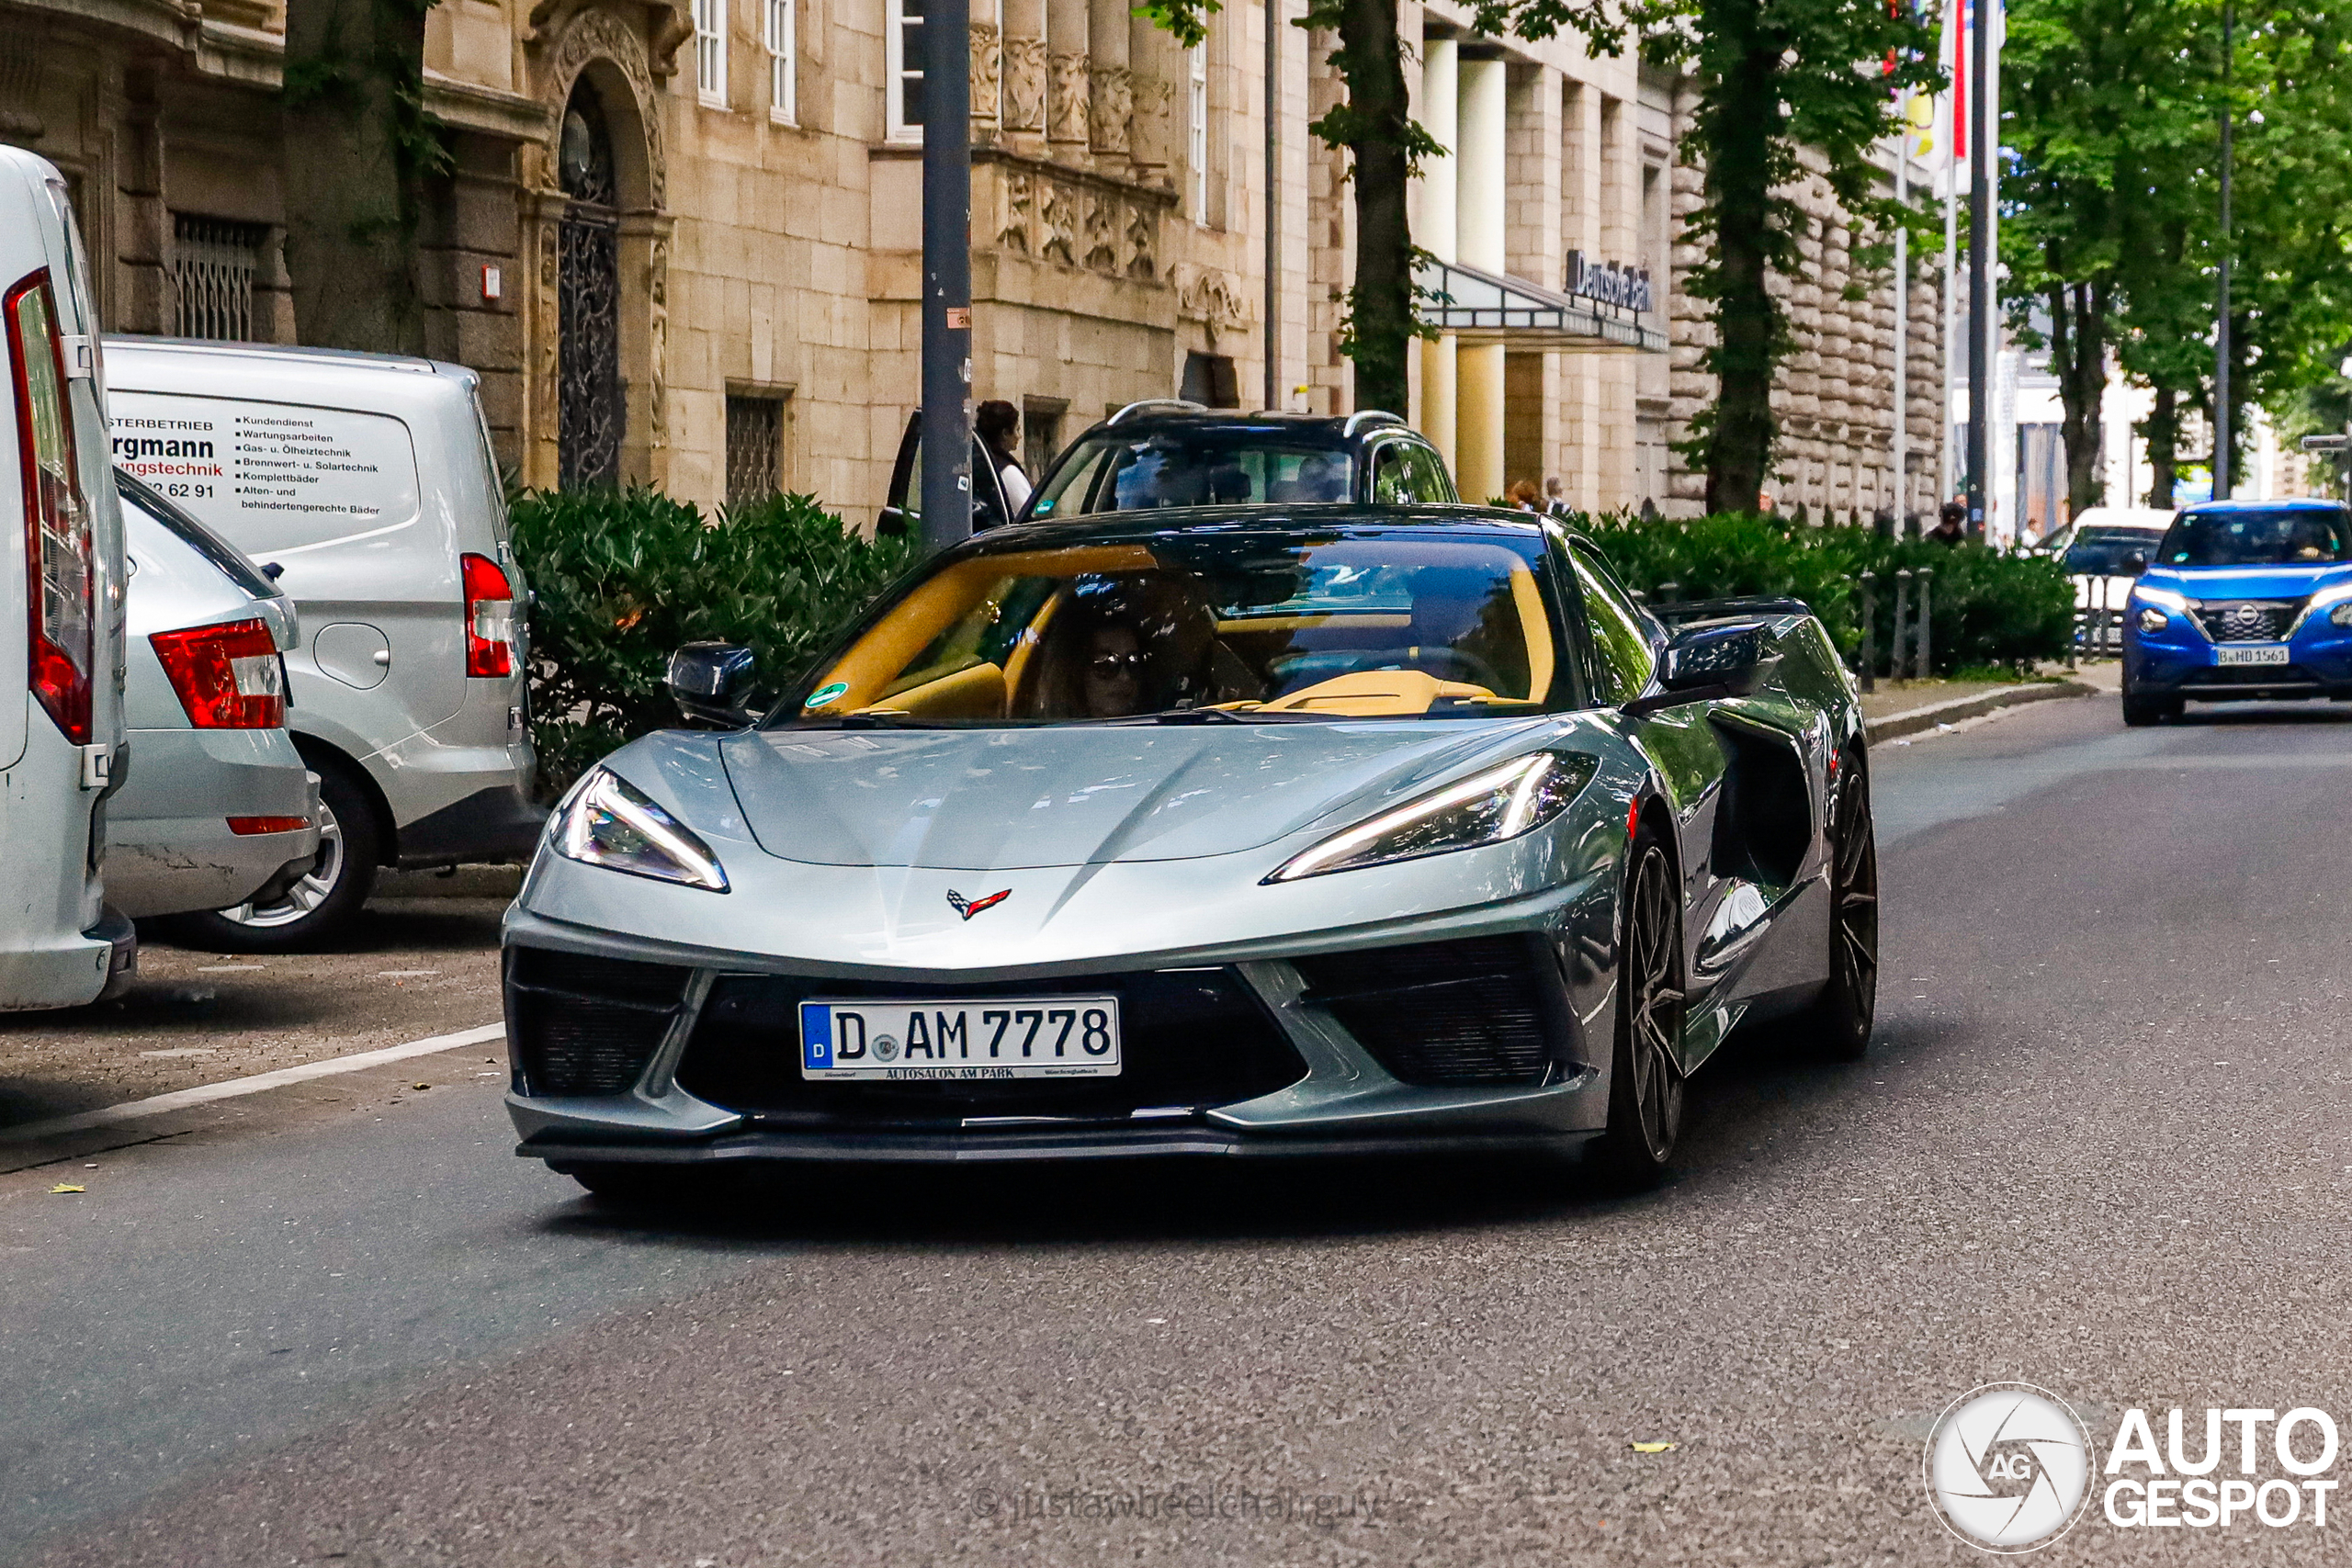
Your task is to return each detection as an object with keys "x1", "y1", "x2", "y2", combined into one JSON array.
[{"x1": 281, "y1": 0, "x2": 446, "y2": 353}]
